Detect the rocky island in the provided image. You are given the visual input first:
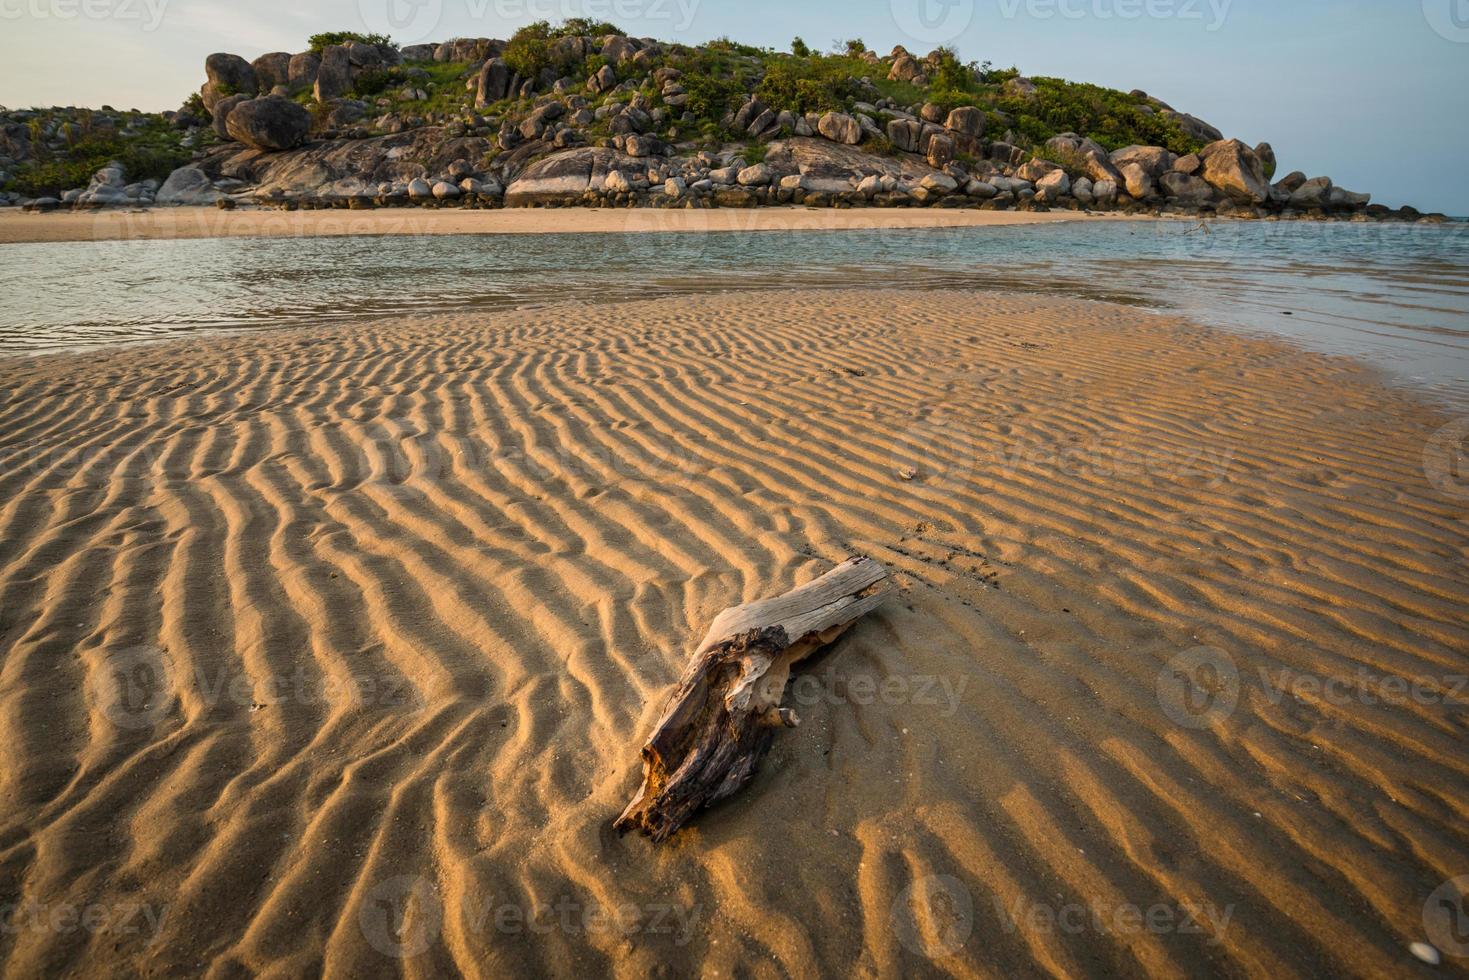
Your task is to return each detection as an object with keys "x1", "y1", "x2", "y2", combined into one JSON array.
[{"x1": 0, "y1": 21, "x2": 1442, "y2": 223}]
